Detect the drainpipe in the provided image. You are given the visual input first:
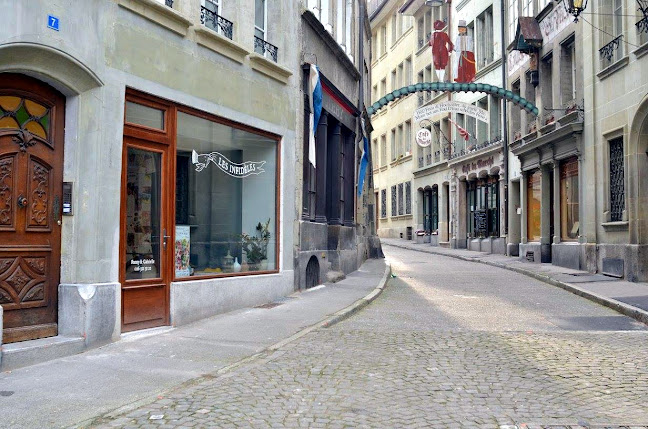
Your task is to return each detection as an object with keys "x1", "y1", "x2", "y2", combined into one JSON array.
[{"x1": 500, "y1": 0, "x2": 509, "y2": 238}]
